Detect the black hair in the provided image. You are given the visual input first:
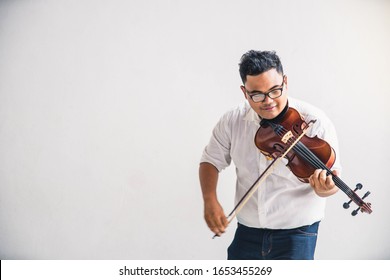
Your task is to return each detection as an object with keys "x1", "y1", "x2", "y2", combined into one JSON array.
[{"x1": 239, "y1": 50, "x2": 284, "y2": 84}]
